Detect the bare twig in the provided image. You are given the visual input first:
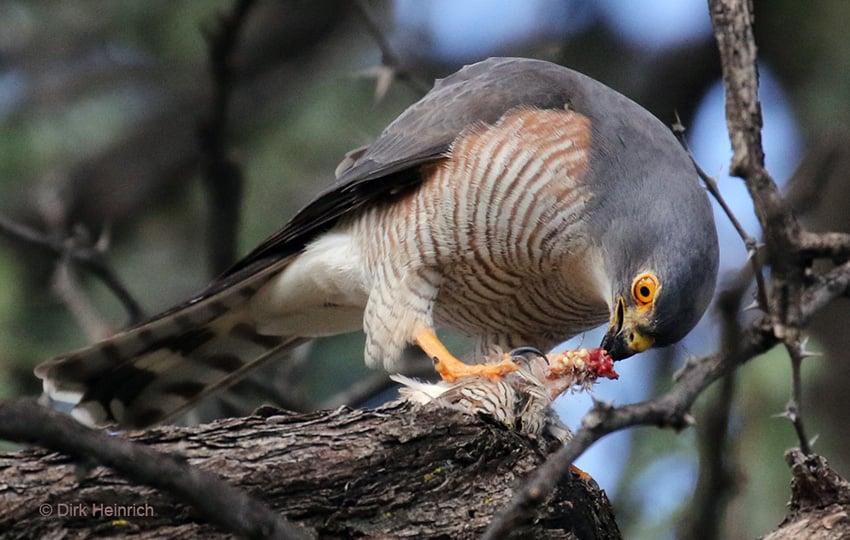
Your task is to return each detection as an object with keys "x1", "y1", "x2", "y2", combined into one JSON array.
[
  {"x1": 0, "y1": 399, "x2": 311, "y2": 540},
  {"x1": 700, "y1": 159, "x2": 769, "y2": 311},
  {"x1": 51, "y1": 257, "x2": 114, "y2": 341},
  {"x1": 352, "y1": 0, "x2": 430, "y2": 98},
  {"x1": 782, "y1": 340, "x2": 815, "y2": 455},
  {"x1": 198, "y1": 0, "x2": 256, "y2": 274},
  {"x1": 0, "y1": 214, "x2": 144, "y2": 325},
  {"x1": 801, "y1": 259, "x2": 850, "y2": 317},
  {"x1": 678, "y1": 372, "x2": 737, "y2": 540},
  {"x1": 675, "y1": 119, "x2": 770, "y2": 311},
  {"x1": 709, "y1": 0, "x2": 802, "y2": 325},
  {"x1": 709, "y1": 0, "x2": 817, "y2": 455},
  {"x1": 798, "y1": 231, "x2": 850, "y2": 262},
  {"x1": 677, "y1": 274, "x2": 749, "y2": 540}
]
